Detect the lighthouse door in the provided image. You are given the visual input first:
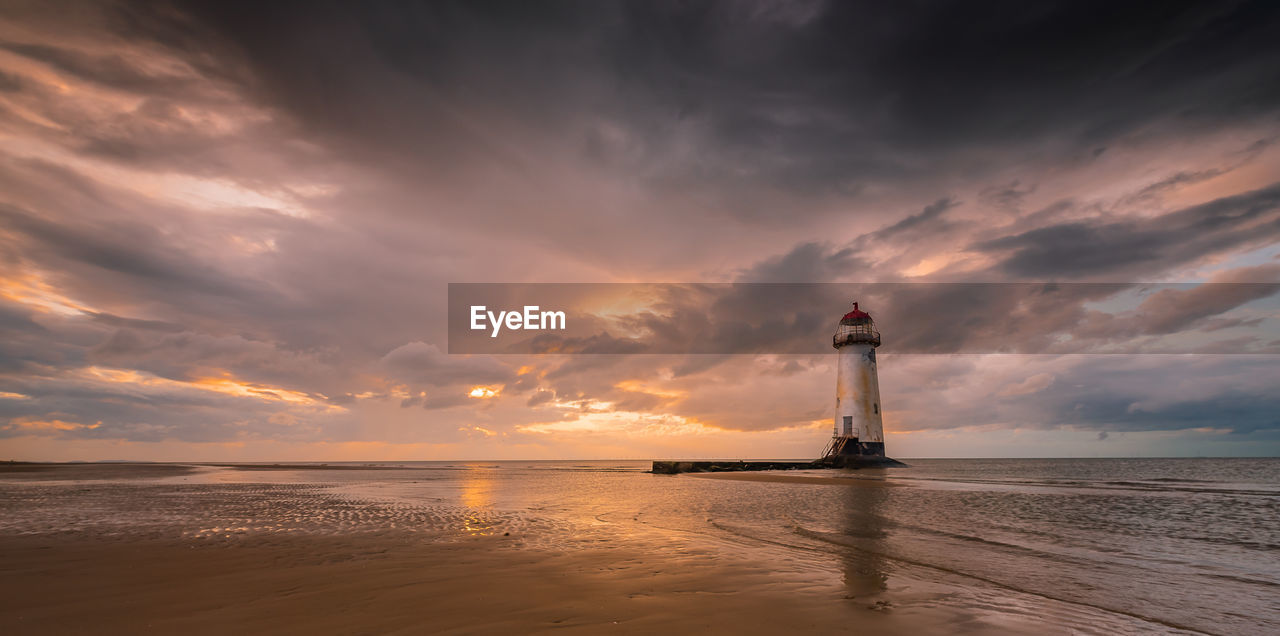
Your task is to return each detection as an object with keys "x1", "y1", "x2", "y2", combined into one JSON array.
[{"x1": 842, "y1": 416, "x2": 853, "y2": 437}]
